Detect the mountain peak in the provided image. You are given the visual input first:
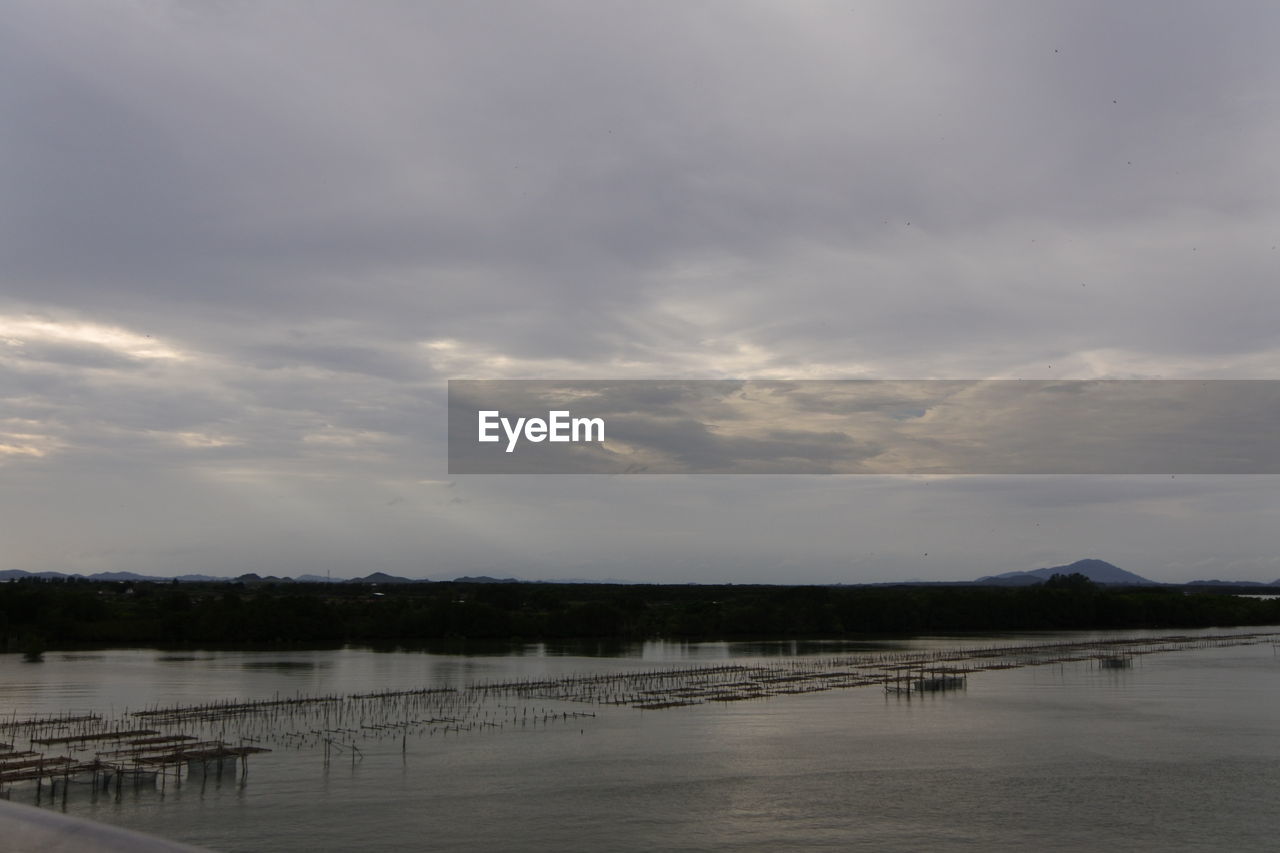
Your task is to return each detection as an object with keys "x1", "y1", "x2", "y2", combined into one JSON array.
[
  {"x1": 345, "y1": 572, "x2": 419, "y2": 584},
  {"x1": 977, "y1": 559, "x2": 1155, "y2": 586}
]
